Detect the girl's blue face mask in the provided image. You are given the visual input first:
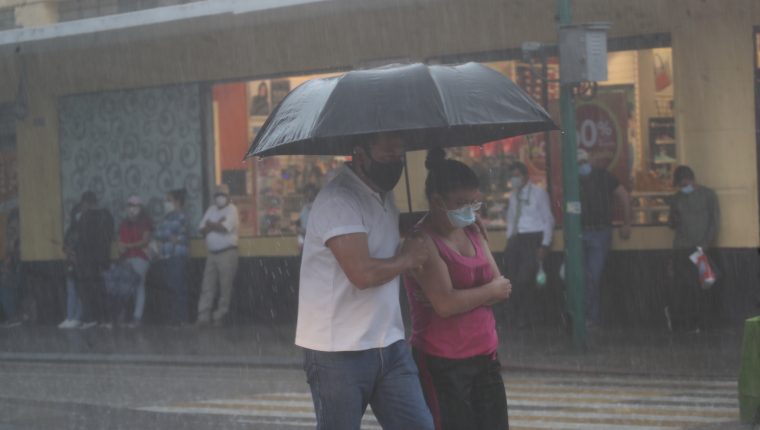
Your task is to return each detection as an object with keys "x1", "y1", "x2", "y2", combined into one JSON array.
[
  {"x1": 446, "y1": 201, "x2": 482, "y2": 229},
  {"x1": 681, "y1": 184, "x2": 695, "y2": 194}
]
